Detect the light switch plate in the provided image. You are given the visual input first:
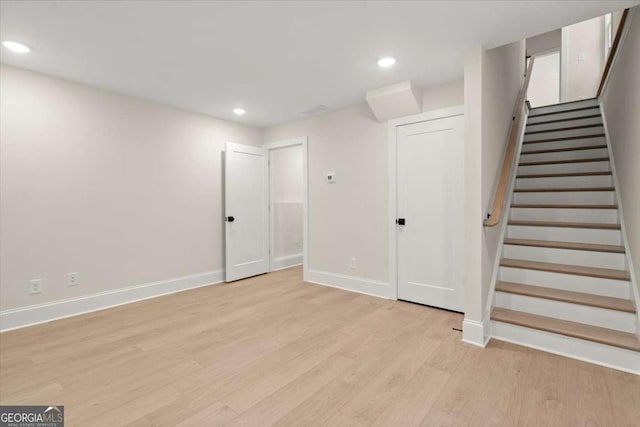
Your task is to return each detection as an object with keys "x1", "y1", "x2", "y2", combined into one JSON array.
[{"x1": 29, "y1": 279, "x2": 42, "y2": 295}]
